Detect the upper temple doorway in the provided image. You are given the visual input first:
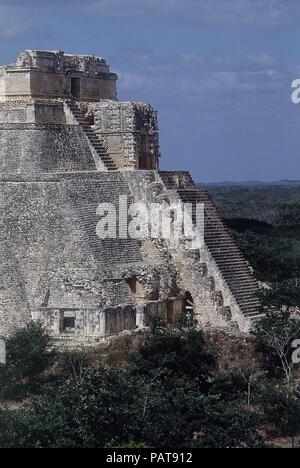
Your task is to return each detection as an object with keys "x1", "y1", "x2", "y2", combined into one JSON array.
[{"x1": 71, "y1": 77, "x2": 81, "y2": 99}]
